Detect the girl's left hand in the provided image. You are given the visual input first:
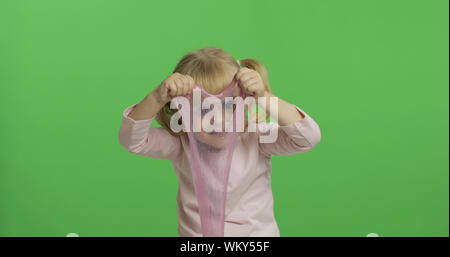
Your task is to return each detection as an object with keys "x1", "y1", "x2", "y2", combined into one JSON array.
[{"x1": 236, "y1": 67, "x2": 267, "y2": 97}]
